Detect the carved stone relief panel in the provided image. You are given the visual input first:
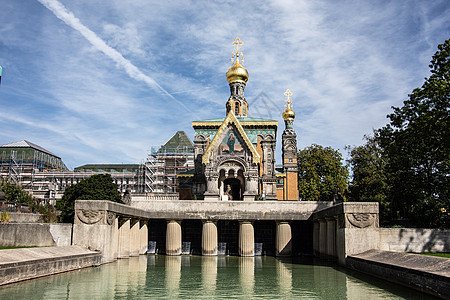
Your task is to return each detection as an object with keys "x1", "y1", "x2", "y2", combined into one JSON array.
[
  {"x1": 76, "y1": 209, "x2": 105, "y2": 225},
  {"x1": 345, "y1": 213, "x2": 378, "y2": 228}
]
